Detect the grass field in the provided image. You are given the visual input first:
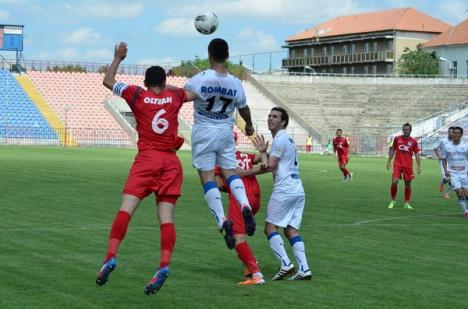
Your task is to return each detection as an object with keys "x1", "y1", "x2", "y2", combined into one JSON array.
[{"x1": 0, "y1": 146, "x2": 467, "y2": 308}]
